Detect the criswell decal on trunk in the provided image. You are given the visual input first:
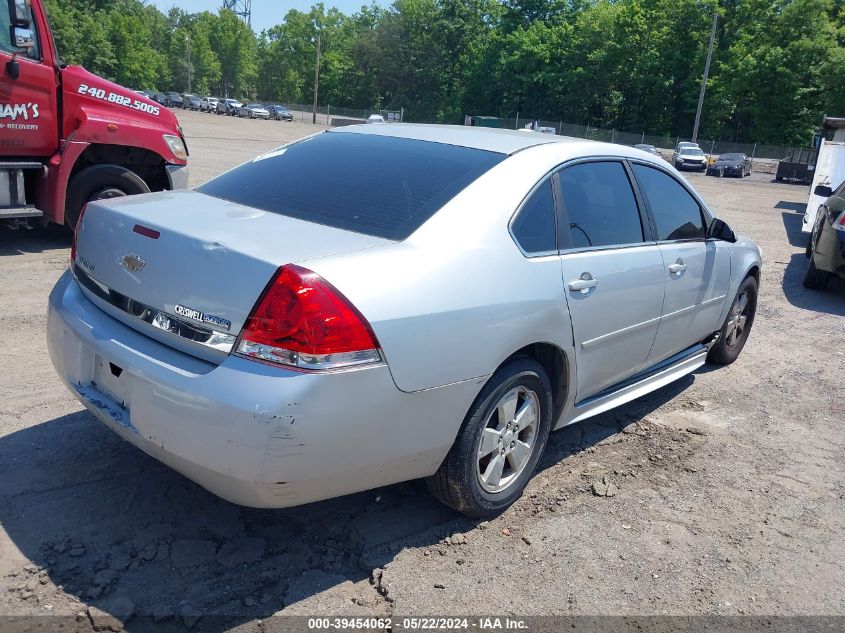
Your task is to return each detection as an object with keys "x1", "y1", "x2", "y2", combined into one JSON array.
[{"x1": 174, "y1": 305, "x2": 232, "y2": 331}]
